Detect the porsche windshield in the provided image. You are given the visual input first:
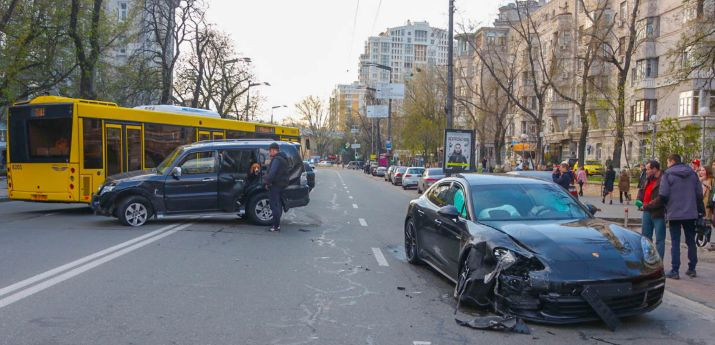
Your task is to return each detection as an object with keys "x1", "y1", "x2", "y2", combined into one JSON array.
[{"x1": 471, "y1": 184, "x2": 589, "y2": 221}]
